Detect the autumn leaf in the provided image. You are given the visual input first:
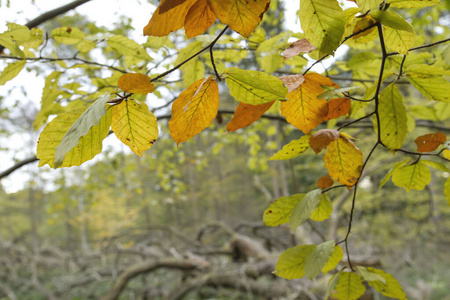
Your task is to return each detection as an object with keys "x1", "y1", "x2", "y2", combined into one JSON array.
[
  {"x1": 318, "y1": 175, "x2": 334, "y2": 189},
  {"x1": 414, "y1": 132, "x2": 446, "y2": 153},
  {"x1": 325, "y1": 98, "x2": 351, "y2": 121},
  {"x1": 324, "y1": 134, "x2": 363, "y2": 187},
  {"x1": 282, "y1": 39, "x2": 316, "y2": 60},
  {"x1": 206, "y1": 0, "x2": 270, "y2": 38},
  {"x1": 118, "y1": 73, "x2": 154, "y2": 95},
  {"x1": 184, "y1": 0, "x2": 216, "y2": 39},
  {"x1": 226, "y1": 101, "x2": 275, "y2": 132},
  {"x1": 308, "y1": 129, "x2": 340, "y2": 154},
  {"x1": 353, "y1": 15, "x2": 376, "y2": 41},
  {"x1": 281, "y1": 73, "x2": 341, "y2": 133},
  {"x1": 111, "y1": 100, "x2": 158, "y2": 156},
  {"x1": 279, "y1": 74, "x2": 305, "y2": 93},
  {"x1": 143, "y1": 0, "x2": 196, "y2": 37},
  {"x1": 169, "y1": 76, "x2": 219, "y2": 145}
]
